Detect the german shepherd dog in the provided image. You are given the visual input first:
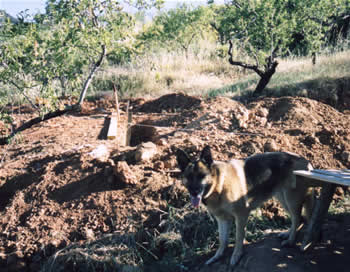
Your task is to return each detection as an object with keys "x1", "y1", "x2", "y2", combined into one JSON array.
[{"x1": 176, "y1": 146, "x2": 314, "y2": 267}]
